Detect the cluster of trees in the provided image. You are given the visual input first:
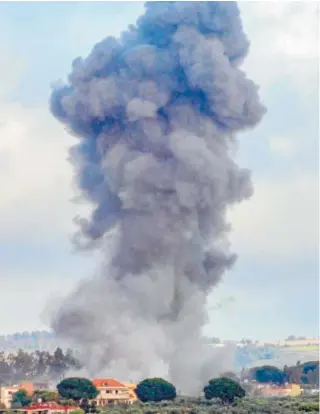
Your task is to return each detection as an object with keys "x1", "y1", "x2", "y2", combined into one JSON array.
[
  {"x1": 245, "y1": 361, "x2": 319, "y2": 386},
  {"x1": 285, "y1": 335, "x2": 307, "y2": 341},
  {"x1": 10, "y1": 376, "x2": 247, "y2": 411},
  {"x1": 0, "y1": 347, "x2": 81, "y2": 384},
  {"x1": 133, "y1": 377, "x2": 246, "y2": 404},
  {"x1": 10, "y1": 388, "x2": 79, "y2": 409},
  {"x1": 62, "y1": 376, "x2": 245, "y2": 407}
]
